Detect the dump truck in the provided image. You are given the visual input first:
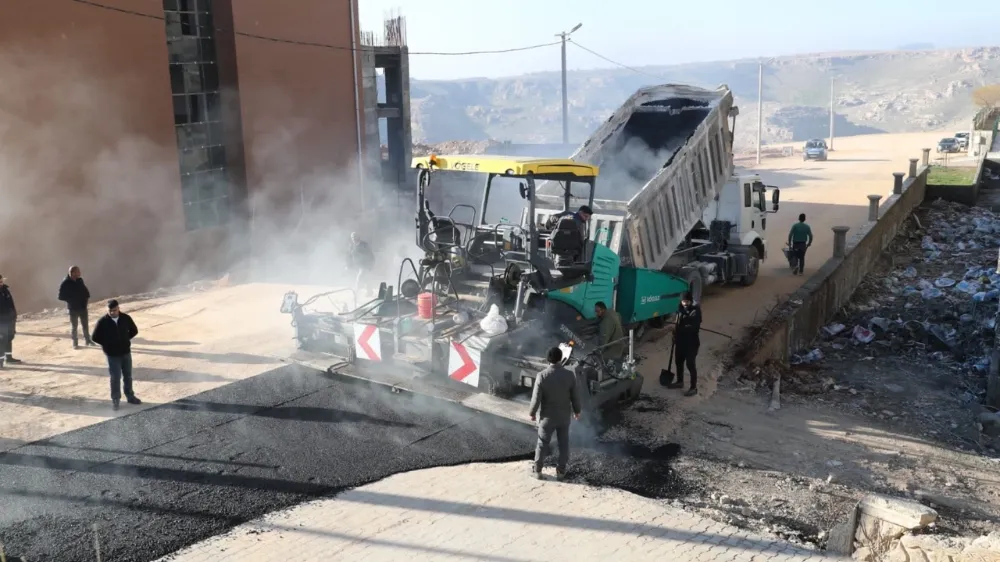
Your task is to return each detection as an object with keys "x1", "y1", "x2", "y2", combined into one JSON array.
[
  {"x1": 279, "y1": 82, "x2": 778, "y2": 417},
  {"x1": 534, "y1": 83, "x2": 780, "y2": 304}
]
